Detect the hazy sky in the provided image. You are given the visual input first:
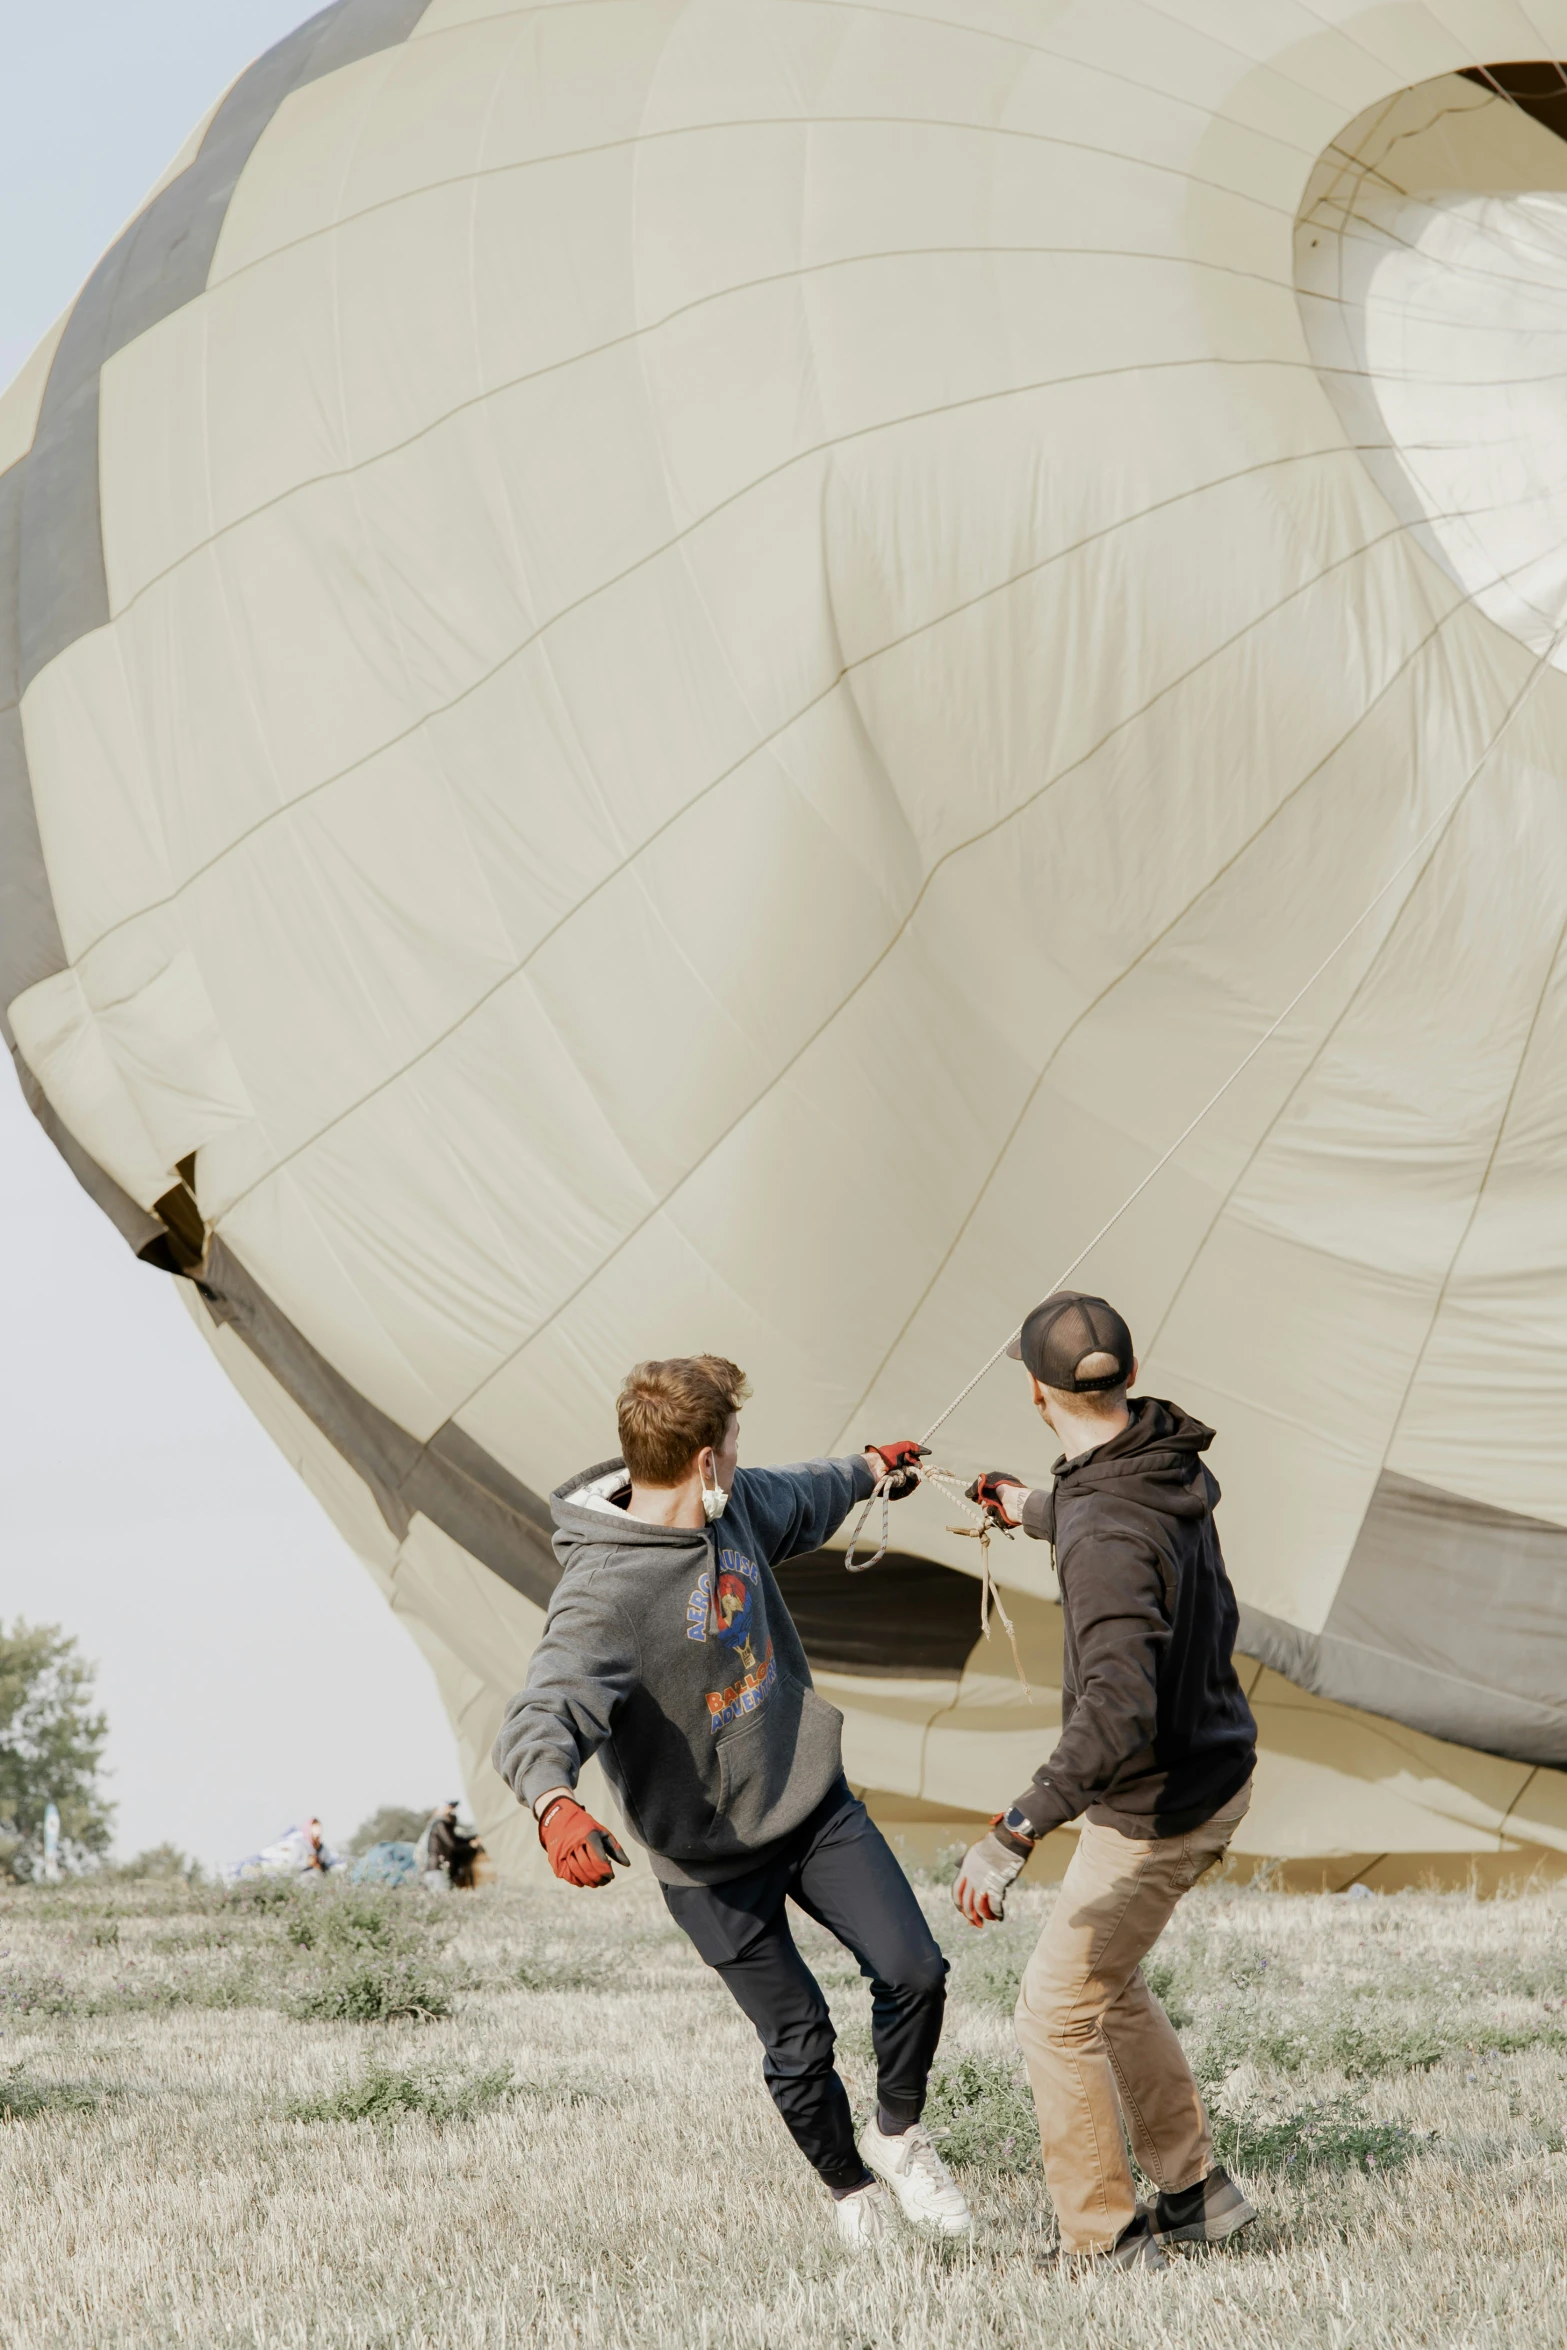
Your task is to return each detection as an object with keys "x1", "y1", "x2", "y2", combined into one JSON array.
[{"x1": 0, "y1": 1, "x2": 464, "y2": 1865}]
